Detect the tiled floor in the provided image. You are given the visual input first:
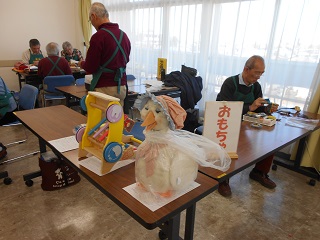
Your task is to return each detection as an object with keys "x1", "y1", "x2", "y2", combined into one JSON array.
[{"x1": 1, "y1": 124, "x2": 320, "y2": 240}]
